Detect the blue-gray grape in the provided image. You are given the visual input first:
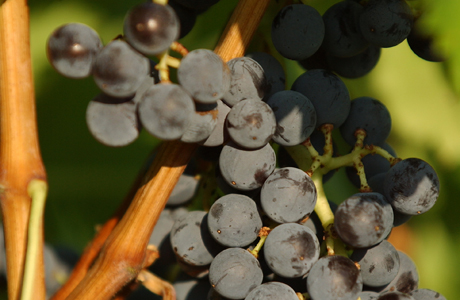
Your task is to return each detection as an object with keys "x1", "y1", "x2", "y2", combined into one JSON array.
[
  {"x1": 178, "y1": 49, "x2": 231, "y2": 103},
  {"x1": 335, "y1": 192, "x2": 394, "y2": 248},
  {"x1": 350, "y1": 240, "x2": 400, "y2": 287},
  {"x1": 264, "y1": 223, "x2": 320, "y2": 278},
  {"x1": 378, "y1": 292, "x2": 415, "y2": 300},
  {"x1": 47, "y1": 23, "x2": 102, "y2": 79},
  {"x1": 207, "y1": 194, "x2": 262, "y2": 247},
  {"x1": 226, "y1": 99, "x2": 276, "y2": 149},
  {"x1": 410, "y1": 288, "x2": 447, "y2": 300},
  {"x1": 244, "y1": 282, "x2": 298, "y2": 300},
  {"x1": 86, "y1": 93, "x2": 140, "y2": 147},
  {"x1": 93, "y1": 40, "x2": 149, "y2": 98},
  {"x1": 260, "y1": 167, "x2": 317, "y2": 223},
  {"x1": 219, "y1": 142, "x2": 276, "y2": 191},
  {"x1": 222, "y1": 57, "x2": 268, "y2": 107},
  {"x1": 138, "y1": 83, "x2": 195, "y2": 140},
  {"x1": 209, "y1": 248, "x2": 263, "y2": 299},
  {"x1": 307, "y1": 255, "x2": 363, "y2": 300}
]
